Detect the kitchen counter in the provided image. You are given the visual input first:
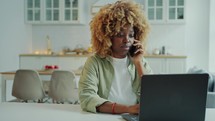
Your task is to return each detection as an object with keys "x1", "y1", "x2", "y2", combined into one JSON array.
[
  {"x1": 20, "y1": 53, "x2": 92, "y2": 57},
  {"x1": 19, "y1": 54, "x2": 187, "y2": 74},
  {"x1": 144, "y1": 54, "x2": 187, "y2": 58},
  {"x1": 20, "y1": 54, "x2": 187, "y2": 58}
]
